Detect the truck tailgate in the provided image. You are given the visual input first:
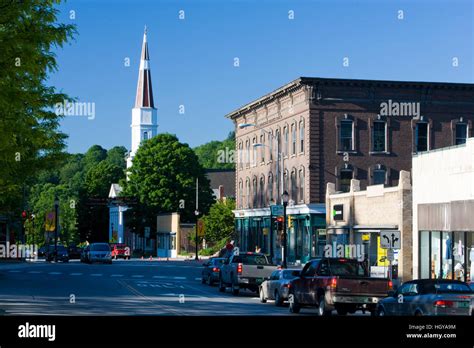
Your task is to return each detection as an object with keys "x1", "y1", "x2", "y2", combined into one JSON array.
[
  {"x1": 242, "y1": 265, "x2": 276, "y2": 279},
  {"x1": 335, "y1": 277, "x2": 390, "y2": 296}
]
